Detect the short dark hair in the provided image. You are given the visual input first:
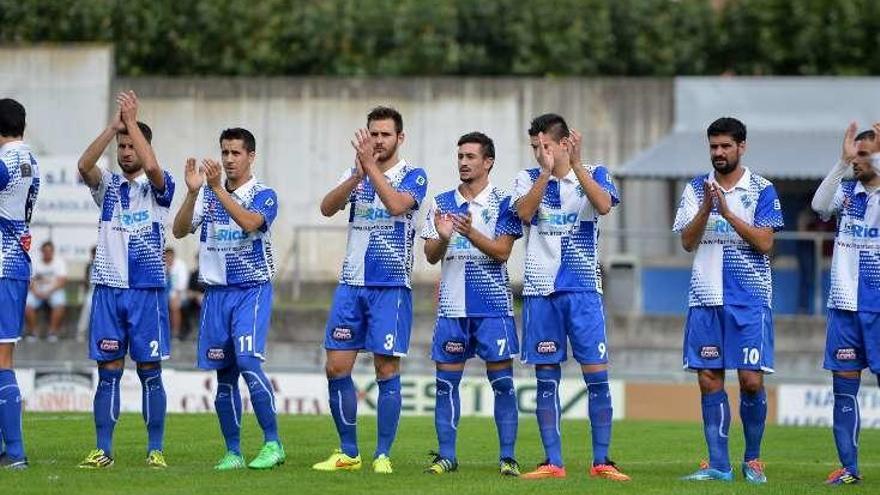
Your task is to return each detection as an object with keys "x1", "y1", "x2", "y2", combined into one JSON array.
[
  {"x1": 457, "y1": 132, "x2": 495, "y2": 159},
  {"x1": 118, "y1": 121, "x2": 153, "y2": 143},
  {"x1": 707, "y1": 117, "x2": 747, "y2": 143},
  {"x1": 855, "y1": 129, "x2": 876, "y2": 142},
  {"x1": 0, "y1": 98, "x2": 26, "y2": 137},
  {"x1": 528, "y1": 113, "x2": 570, "y2": 142},
  {"x1": 367, "y1": 106, "x2": 403, "y2": 134},
  {"x1": 220, "y1": 127, "x2": 256, "y2": 153}
]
